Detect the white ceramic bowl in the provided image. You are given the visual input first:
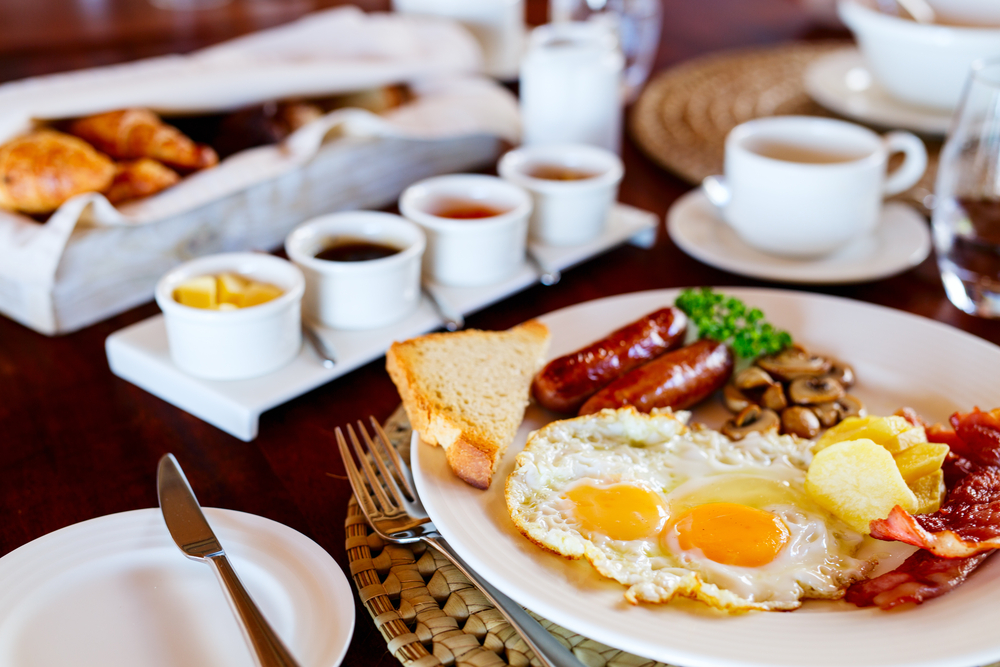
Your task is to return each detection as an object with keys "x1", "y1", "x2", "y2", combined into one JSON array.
[
  {"x1": 155, "y1": 252, "x2": 305, "y2": 381},
  {"x1": 925, "y1": 0, "x2": 1000, "y2": 26},
  {"x1": 839, "y1": 0, "x2": 1000, "y2": 111},
  {"x1": 285, "y1": 211, "x2": 425, "y2": 330},
  {"x1": 399, "y1": 174, "x2": 532, "y2": 287},
  {"x1": 498, "y1": 143, "x2": 623, "y2": 246}
]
